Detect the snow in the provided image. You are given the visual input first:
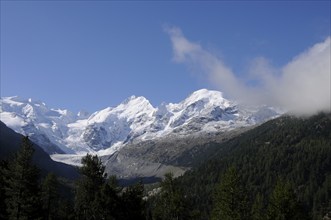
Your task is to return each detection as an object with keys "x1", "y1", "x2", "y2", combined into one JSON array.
[
  {"x1": 0, "y1": 112, "x2": 26, "y2": 131},
  {"x1": 0, "y1": 89, "x2": 281, "y2": 163},
  {"x1": 50, "y1": 154, "x2": 85, "y2": 167}
]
